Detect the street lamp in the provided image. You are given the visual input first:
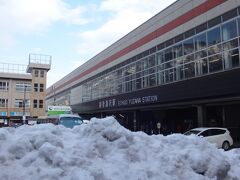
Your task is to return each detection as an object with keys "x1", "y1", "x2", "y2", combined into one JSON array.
[{"x1": 22, "y1": 85, "x2": 27, "y2": 125}]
